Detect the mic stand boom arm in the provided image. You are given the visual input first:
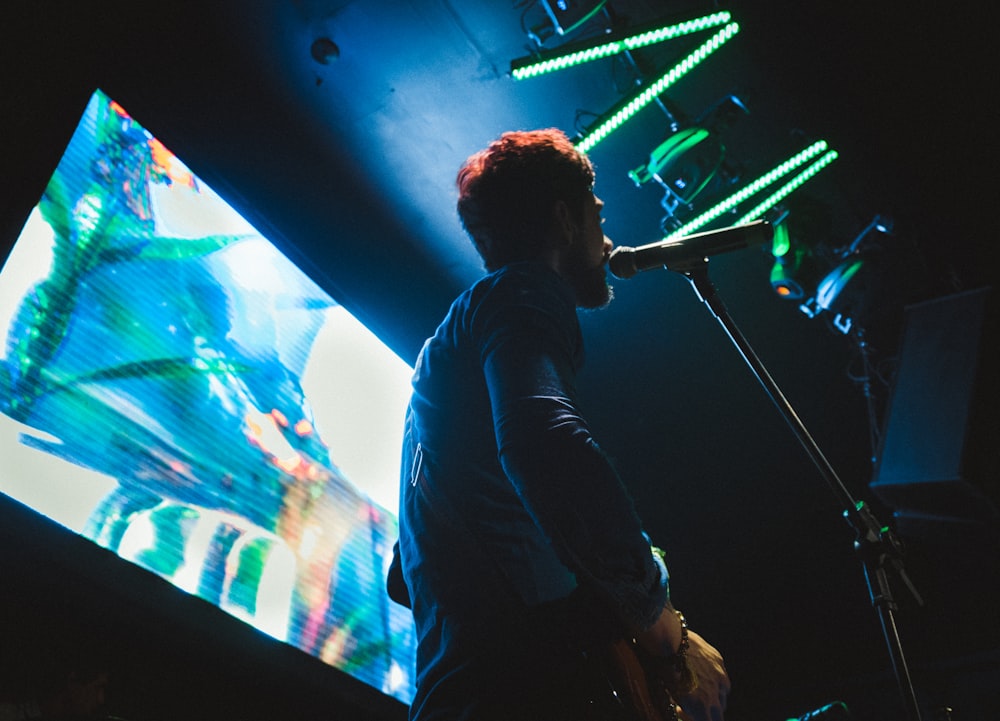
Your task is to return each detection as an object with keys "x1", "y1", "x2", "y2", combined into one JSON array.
[{"x1": 677, "y1": 259, "x2": 924, "y2": 721}]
